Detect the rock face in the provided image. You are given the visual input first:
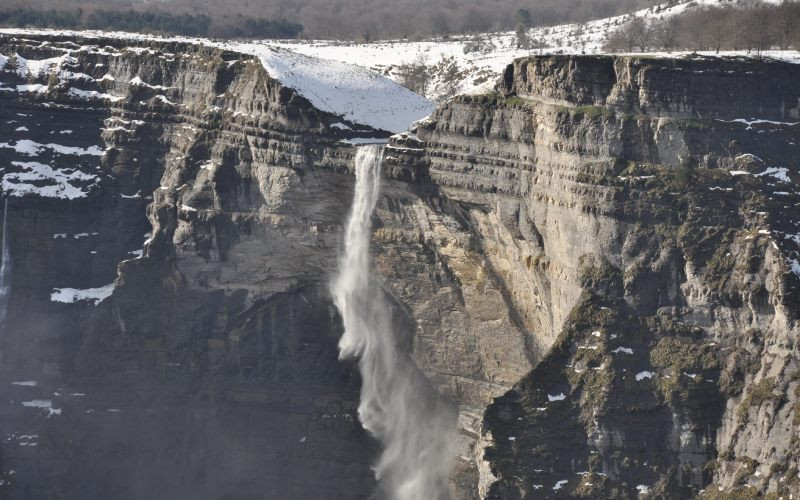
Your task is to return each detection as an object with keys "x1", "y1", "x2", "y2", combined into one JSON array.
[
  {"x1": 0, "y1": 34, "x2": 384, "y2": 499},
  {"x1": 0, "y1": 36, "x2": 799, "y2": 500},
  {"x1": 380, "y1": 54, "x2": 800, "y2": 498}
]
